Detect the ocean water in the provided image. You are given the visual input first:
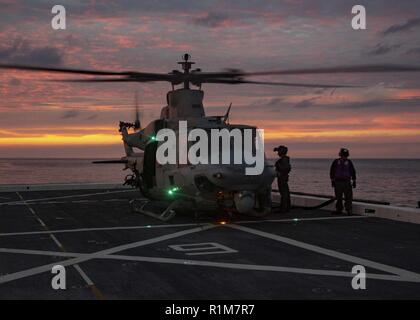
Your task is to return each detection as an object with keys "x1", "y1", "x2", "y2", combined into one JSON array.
[{"x1": 0, "y1": 158, "x2": 419, "y2": 207}]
